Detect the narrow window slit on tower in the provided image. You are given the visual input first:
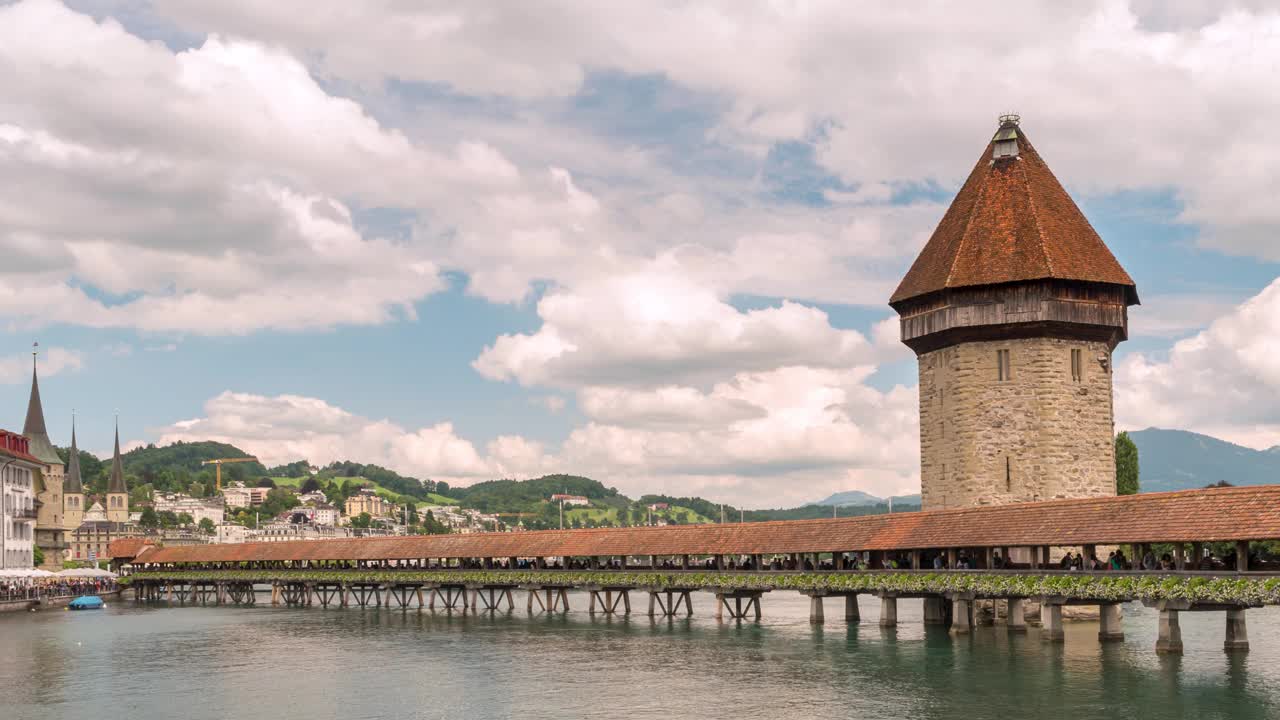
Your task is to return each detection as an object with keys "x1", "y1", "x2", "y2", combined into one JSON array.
[
  {"x1": 1005, "y1": 456, "x2": 1011, "y2": 492},
  {"x1": 1071, "y1": 348, "x2": 1083, "y2": 382}
]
